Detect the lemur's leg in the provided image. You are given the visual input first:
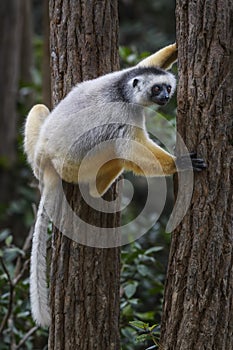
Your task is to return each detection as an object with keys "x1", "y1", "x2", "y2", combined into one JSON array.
[
  {"x1": 89, "y1": 144, "x2": 175, "y2": 197},
  {"x1": 51, "y1": 148, "x2": 124, "y2": 197},
  {"x1": 138, "y1": 43, "x2": 177, "y2": 70},
  {"x1": 89, "y1": 159, "x2": 124, "y2": 197},
  {"x1": 52, "y1": 157, "x2": 123, "y2": 198},
  {"x1": 90, "y1": 142, "x2": 176, "y2": 197},
  {"x1": 51, "y1": 129, "x2": 175, "y2": 197}
]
